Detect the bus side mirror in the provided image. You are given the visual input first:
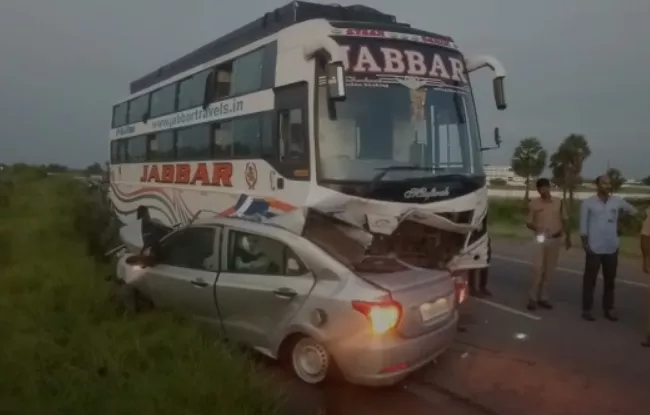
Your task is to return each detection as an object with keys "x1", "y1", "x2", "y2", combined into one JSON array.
[
  {"x1": 493, "y1": 77, "x2": 506, "y2": 110},
  {"x1": 494, "y1": 127, "x2": 502, "y2": 147},
  {"x1": 326, "y1": 62, "x2": 346, "y2": 102}
]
